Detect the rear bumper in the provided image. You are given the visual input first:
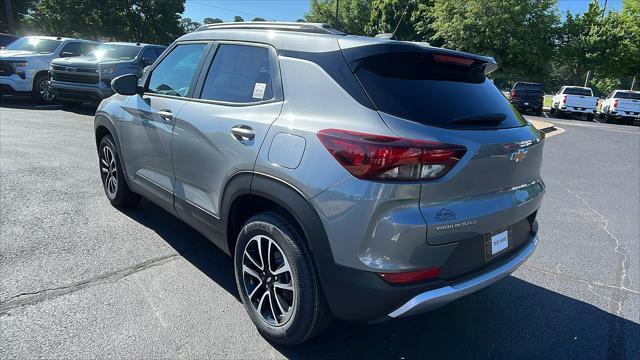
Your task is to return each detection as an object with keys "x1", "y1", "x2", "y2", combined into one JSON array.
[
  {"x1": 51, "y1": 81, "x2": 113, "y2": 102},
  {"x1": 511, "y1": 101, "x2": 542, "y2": 110},
  {"x1": 558, "y1": 106, "x2": 597, "y2": 114},
  {"x1": 607, "y1": 110, "x2": 640, "y2": 119},
  {"x1": 321, "y1": 227, "x2": 539, "y2": 322},
  {"x1": 387, "y1": 234, "x2": 537, "y2": 318}
]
